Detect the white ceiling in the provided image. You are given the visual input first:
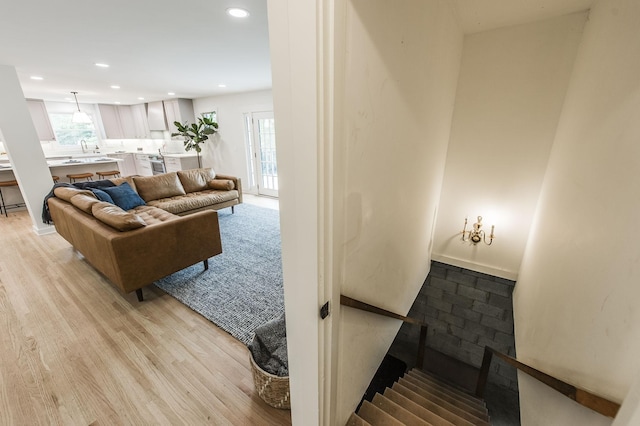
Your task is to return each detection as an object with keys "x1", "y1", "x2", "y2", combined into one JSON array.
[
  {"x1": 0, "y1": 0, "x2": 596, "y2": 106},
  {"x1": 0, "y1": 0, "x2": 271, "y2": 105}
]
